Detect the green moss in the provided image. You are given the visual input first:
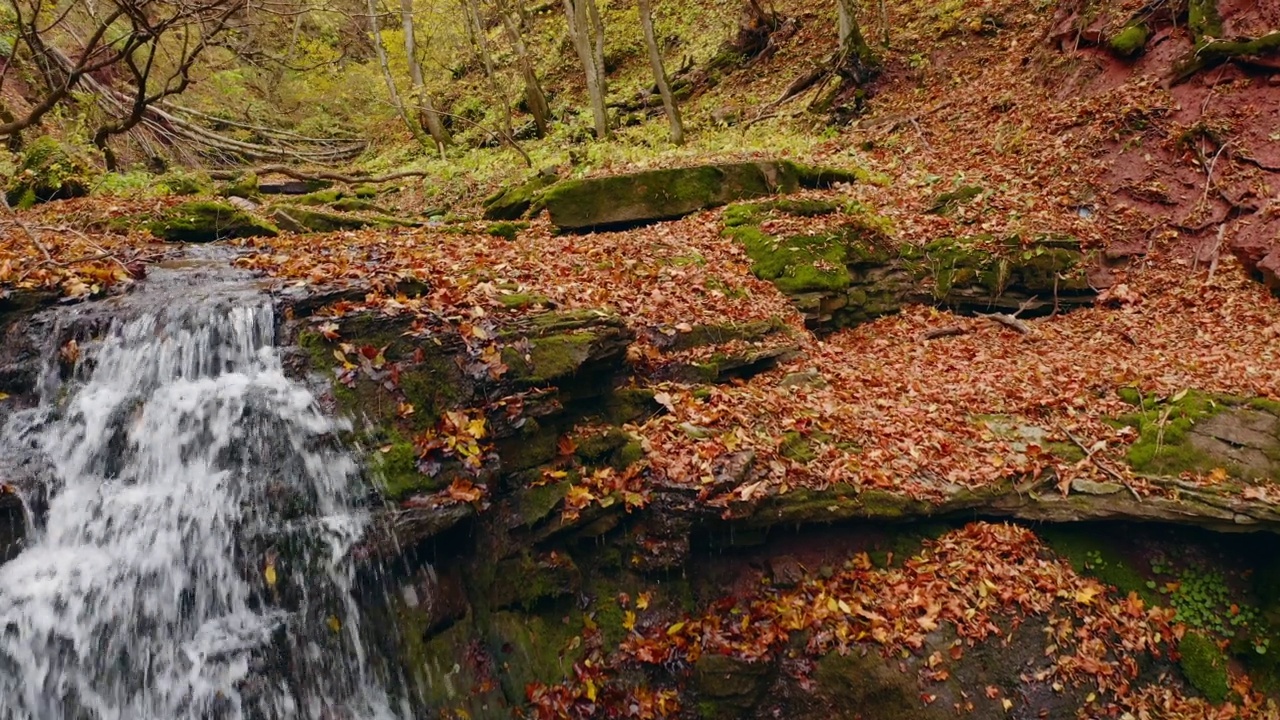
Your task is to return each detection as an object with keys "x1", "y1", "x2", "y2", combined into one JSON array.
[
  {"x1": 779, "y1": 431, "x2": 817, "y2": 463},
  {"x1": 519, "y1": 481, "x2": 570, "y2": 526},
  {"x1": 1110, "y1": 24, "x2": 1150, "y2": 57},
  {"x1": 926, "y1": 185, "x2": 983, "y2": 214},
  {"x1": 157, "y1": 171, "x2": 213, "y2": 196},
  {"x1": 487, "y1": 221, "x2": 529, "y2": 241},
  {"x1": 1188, "y1": 0, "x2": 1223, "y2": 44},
  {"x1": 497, "y1": 292, "x2": 551, "y2": 310},
  {"x1": 147, "y1": 201, "x2": 278, "y2": 242},
  {"x1": 616, "y1": 440, "x2": 645, "y2": 468},
  {"x1": 732, "y1": 227, "x2": 854, "y2": 294},
  {"x1": 270, "y1": 206, "x2": 391, "y2": 233},
  {"x1": 604, "y1": 388, "x2": 659, "y2": 424},
  {"x1": 1180, "y1": 631, "x2": 1231, "y2": 703},
  {"x1": 485, "y1": 610, "x2": 587, "y2": 702},
  {"x1": 291, "y1": 189, "x2": 345, "y2": 206},
  {"x1": 373, "y1": 436, "x2": 448, "y2": 499},
  {"x1": 4, "y1": 136, "x2": 93, "y2": 208},
  {"x1": 504, "y1": 331, "x2": 598, "y2": 384},
  {"x1": 1040, "y1": 527, "x2": 1157, "y2": 605},
  {"x1": 482, "y1": 172, "x2": 558, "y2": 221},
  {"x1": 1116, "y1": 390, "x2": 1223, "y2": 475},
  {"x1": 218, "y1": 172, "x2": 259, "y2": 199},
  {"x1": 575, "y1": 428, "x2": 632, "y2": 465}
]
